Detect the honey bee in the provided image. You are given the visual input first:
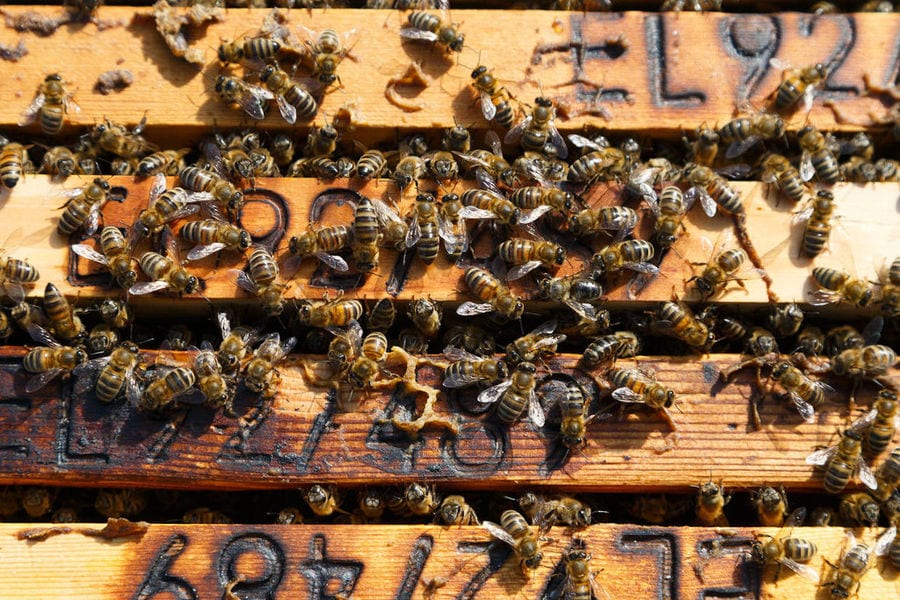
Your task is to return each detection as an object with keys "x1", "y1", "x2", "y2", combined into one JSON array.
[
  {"x1": 866, "y1": 390, "x2": 898, "y2": 455},
  {"x1": 357, "y1": 489, "x2": 385, "y2": 521},
  {"x1": 478, "y1": 361, "x2": 543, "y2": 427},
  {"x1": 300, "y1": 26, "x2": 357, "y2": 87},
  {"x1": 688, "y1": 236, "x2": 761, "y2": 300},
  {"x1": 505, "y1": 320, "x2": 566, "y2": 364},
  {"x1": 437, "y1": 494, "x2": 478, "y2": 526},
  {"x1": 718, "y1": 113, "x2": 785, "y2": 159},
  {"x1": 609, "y1": 366, "x2": 677, "y2": 431},
  {"x1": 824, "y1": 532, "x2": 874, "y2": 599},
  {"x1": 138, "y1": 363, "x2": 197, "y2": 413},
  {"x1": 407, "y1": 297, "x2": 441, "y2": 339},
  {"x1": 752, "y1": 486, "x2": 788, "y2": 527},
  {"x1": 543, "y1": 379, "x2": 592, "y2": 451},
  {"x1": 234, "y1": 247, "x2": 288, "y2": 317},
  {"x1": 73, "y1": 340, "x2": 142, "y2": 405},
  {"x1": 482, "y1": 510, "x2": 543, "y2": 575},
  {"x1": 770, "y1": 61, "x2": 827, "y2": 112},
  {"x1": 568, "y1": 206, "x2": 638, "y2": 240},
  {"x1": 655, "y1": 301, "x2": 715, "y2": 352},
  {"x1": 296, "y1": 295, "x2": 363, "y2": 329},
  {"x1": 436, "y1": 193, "x2": 468, "y2": 258},
  {"x1": 57, "y1": 177, "x2": 112, "y2": 236},
  {"x1": 304, "y1": 484, "x2": 343, "y2": 517},
  {"x1": 795, "y1": 325, "x2": 825, "y2": 357},
  {"x1": 191, "y1": 341, "x2": 236, "y2": 415},
  {"x1": 684, "y1": 124, "x2": 720, "y2": 167},
  {"x1": 327, "y1": 319, "x2": 363, "y2": 372},
  {"x1": 404, "y1": 483, "x2": 439, "y2": 516},
  {"x1": 0, "y1": 142, "x2": 31, "y2": 188},
  {"x1": 422, "y1": 150, "x2": 459, "y2": 187},
  {"x1": 460, "y1": 189, "x2": 546, "y2": 226},
  {"x1": 244, "y1": 333, "x2": 296, "y2": 398},
  {"x1": 458, "y1": 266, "x2": 525, "y2": 321},
  {"x1": 181, "y1": 149, "x2": 245, "y2": 215},
  {"x1": 825, "y1": 324, "x2": 866, "y2": 357},
  {"x1": 537, "y1": 273, "x2": 603, "y2": 308},
  {"x1": 216, "y1": 312, "x2": 255, "y2": 375},
  {"x1": 38, "y1": 282, "x2": 86, "y2": 344},
  {"x1": 442, "y1": 347, "x2": 507, "y2": 388},
  {"x1": 136, "y1": 148, "x2": 190, "y2": 177},
  {"x1": 455, "y1": 132, "x2": 517, "y2": 189},
  {"x1": 760, "y1": 152, "x2": 809, "y2": 203},
  {"x1": 839, "y1": 492, "x2": 880, "y2": 527},
  {"x1": 392, "y1": 155, "x2": 426, "y2": 191},
  {"x1": 832, "y1": 344, "x2": 896, "y2": 380},
  {"x1": 682, "y1": 163, "x2": 743, "y2": 217},
  {"x1": 91, "y1": 117, "x2": 156, "y2": 158},
  {"x1": 581, "y1": 332, "x2": 641, "y2": 370},
  {"x1": 798, "y1": 126, "x2": 841, "y2": 184},
  {"x1": 519, "y1": 492, "x2": 592, "y2": 531},
  {"x1": 559, "y1": 542, "x2": 609, "y2": 600},
  {"x1": 806, "y1": 418, "x2": 878, "y2": 494},
  {"x1": 355, "y1": 149, "x2": 388, "y2": 180},
  {"x1": 94, "y1": 488, "x2": 147, "y2": 519},
  {"x1": 505, "y1": 97, "x2": 568, "y2": 158},
  {"x1": 0, "y1": 245, "x2": 39, "y2": 303},
  {"x1": 405, "y1": 193, "x2": 442, "y2": 265},
  {"x1": 442, "y1": 324, "x2": 495, "y2": 357},
  {"x1": 366, "y1": 298, "x2": 396, "y2": 332},
  {"x1": 133, "y1": 173, "x2": 214, "y2": 241},
  {"x1": 71, "y1": 226, "x2": 136, "y2": 290},
  {"x1": 768, "y1": 361, "x2": 830, "y2": 422},
  {"x1": 131, "y1": 251, "x2": 201, "y2": 296},
  {"x1": 874, "y1": 157, "x2": 900, "y2": 181},
  {"x1": 810, "y1": 267, "x2": 874, "y2": 307},
  {"x1": 470, "y1": 66, "x2": 514, "y2": 128},
  {"x1": 180, "y1": 218, "x2": 252, "y2": 262},
  {"x1": 347, "y1": 331, "x2": 389, "y2": 390},
  {"x1": 591, "y1": 240, "x2": 658, "y2": 280},
  {"x1": 268, "y1": 133, "x2": 295, "y2": 167},
  {"x1": 40, "y1": 145, "x2": 77, "y2": 177},
  {"x1": 217, "y1": 35, "x2": 281, "y2": 65},
  {"x1": 351, "y1": 197, "x2": 382, "y2": 273},
  {"x1": 258, "y1": 63, "x2": 318, "y2": 124},
  {"x1": 695, "y1": 478, "x2": 730, "y2": 526},
  {"x1": 400, "y1": 10, "x2": 465, "y2": 53},
  {"x1": 645, "y1": 185, "x2": 689, "y2": 250},
  {"x1": 509, "y1": 186, "x2": 575, "y2": 215},
  {"x1": 769, "y1": 303, "x2": 804, "y2": 338},
  {"x1": 20, "y1": 74, "x2": 80, "y2": 136},
  {"x1": 22, "y1": 330, "x2": 88, "y2": 392},
  {"x1": 567, "y1": 147, "x2": 630, "y2": 183},
  {"x1": 498, "y1": 238, "x2": 566, "y2": 280},
  {"x1": 398, "y1": 327, "x2": 428, "y2": 355},
  {"x1": 214, "y1": 75, "x2": 273, "y2": 120},
  {"x1": 750, "y1": 507, "x2": 819, "y2": 583}
]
